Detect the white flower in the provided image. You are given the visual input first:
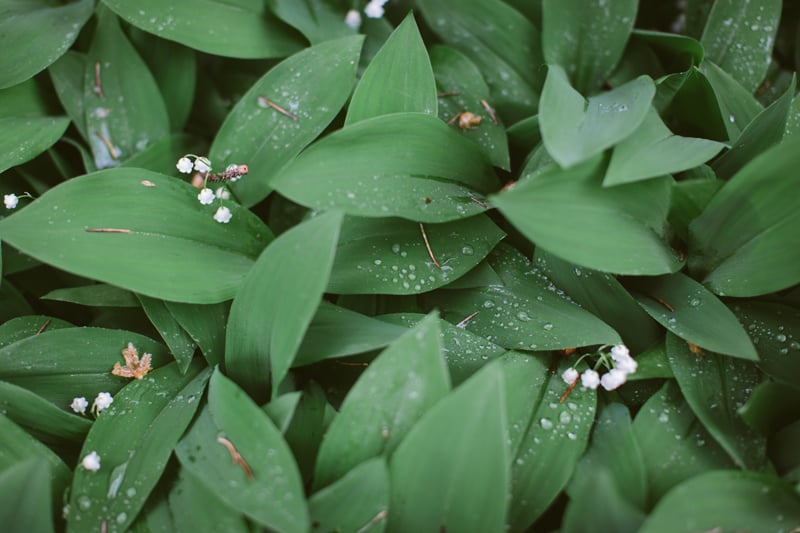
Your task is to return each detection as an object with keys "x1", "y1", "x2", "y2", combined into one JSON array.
[
  {"x1": 561, "y1": 367, "x2": 579, "y2": 385},
  {"x1": 70, "y1": 397, "x2": 88, "y2": 414},
  {"x1": 215, "y1": 187, "x2": 230, "y2": 200},
  {"x1": 197, "y1": 188, "x2": 215, "y2": 205},
  {"x1": 194, "y1": 157, "x2": 211, "y2": 173},
  {"x1": 176, "y1": 157, "x2": 193, "y2": 174},
  {"x1": 93, "y1": 392, "x2": 113, "y2": 414},
  {"x1": 610, "y1": 344, "x2": 630, "y2": 362},
  {"x1": 364, "y1": 0, "x2": 387, "y2": 18},
  {"x1": 4, "y1": 194, "x2": 19, "y2": 209},
  {"x1": 213, "y1": 206, "x2": 232, "y2": 224},
  {"x1": 581, "y1": 369, "x2": 600, "y2": 390},
  {"x1": 615, "y1": 355, "x2": 638, "y2": 375},
  {"x1": 600, "y1": 368, "x2": 628, "y2": 391},
  {"x1": 344, "y1": 9, "x2": 362, "y2": 29},
  {"x1": 81, "y1": 451, "x2": 101, "y2": 472}
]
